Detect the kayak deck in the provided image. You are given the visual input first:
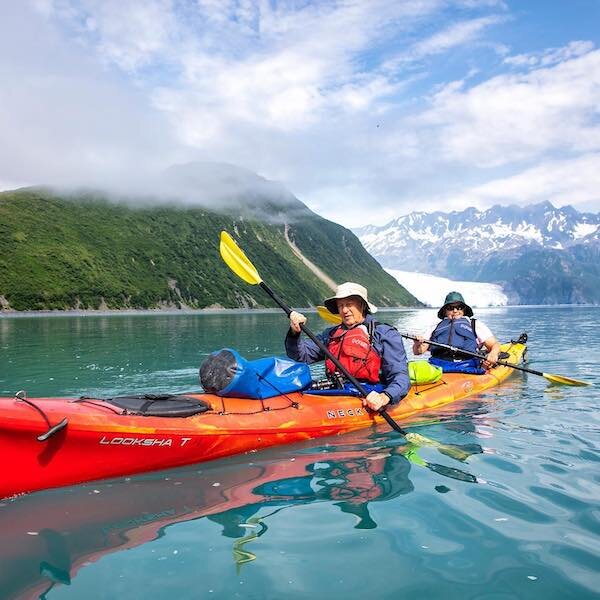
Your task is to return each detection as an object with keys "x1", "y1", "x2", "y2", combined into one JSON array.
[{"x1": 0, "y1": 338, "x2": 526, "y2": 499}]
